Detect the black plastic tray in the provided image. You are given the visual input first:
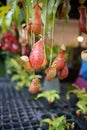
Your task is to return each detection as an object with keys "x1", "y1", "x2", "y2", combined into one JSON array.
[{"x1": 0, "y1": 81, "x2": 87, "y2": 130}]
